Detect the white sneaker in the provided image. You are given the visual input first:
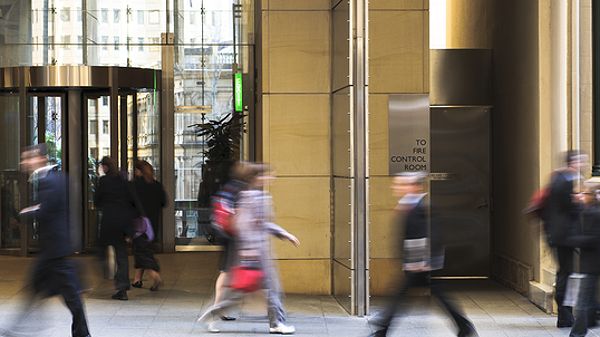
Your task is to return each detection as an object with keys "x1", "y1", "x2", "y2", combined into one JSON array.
[
  {"x1": 207, "y1": 321, "x2": 220, "y2": 333},
  {"x1": 269, "y1": 323, "x2": 296, "y2": 335}
]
